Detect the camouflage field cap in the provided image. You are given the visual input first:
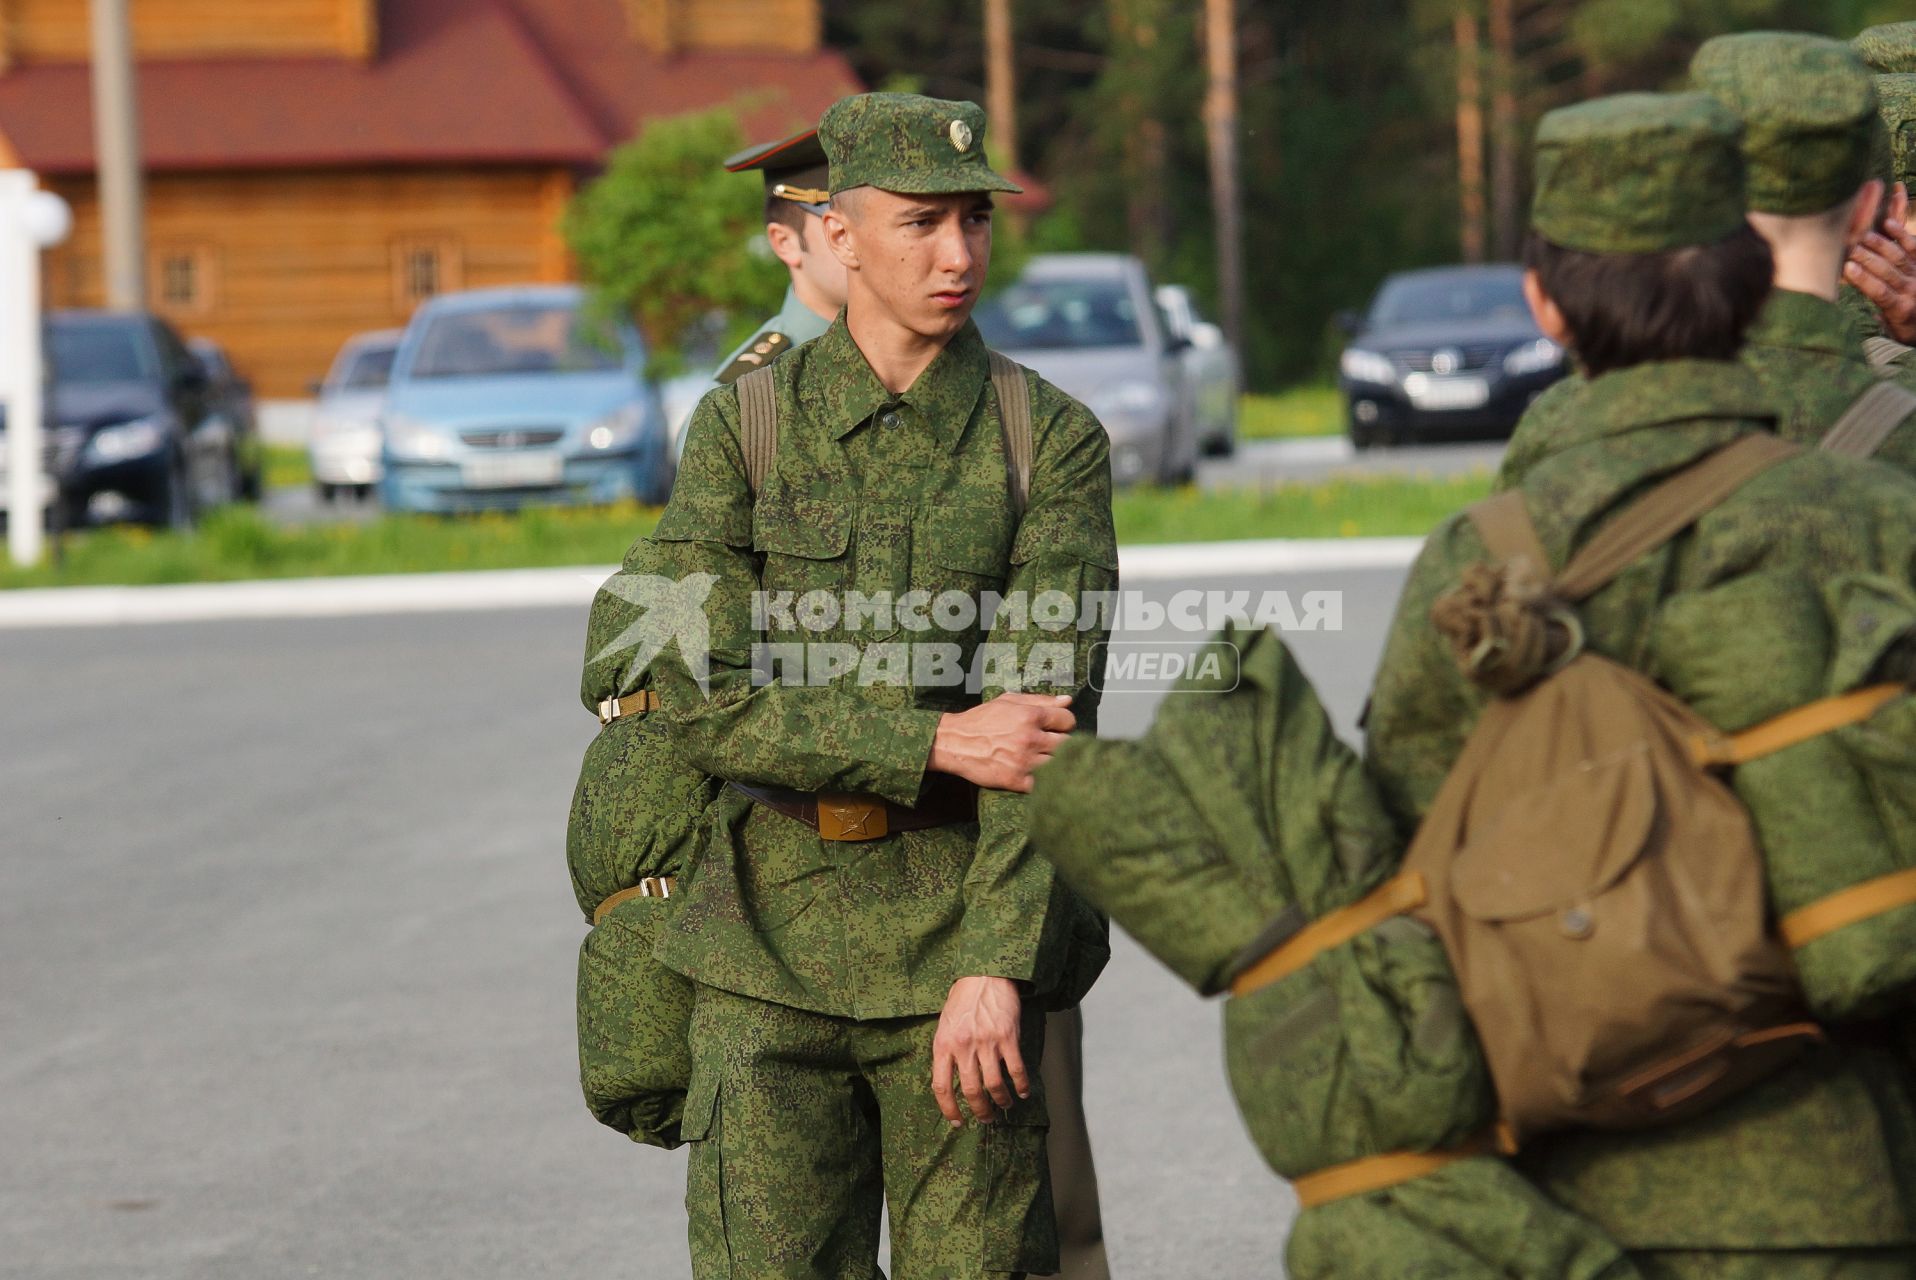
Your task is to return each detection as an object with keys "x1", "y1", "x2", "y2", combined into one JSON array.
[
  {"x1": 818, "y1": 92, "x2": 1023, "y2": 197},
  {"x1": 1691, "y1": 33, "x2": 1877, "y2": 215},
  {"x1": 1531, "y1": 92, "x2": 1747, "y2": 253},
  {"x1": 1881, "y1": 74, "x2": 1916, "y2": 188},
  {"x1": 1855, "y1": 22, "x2": 1916, "y2": 73}
]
